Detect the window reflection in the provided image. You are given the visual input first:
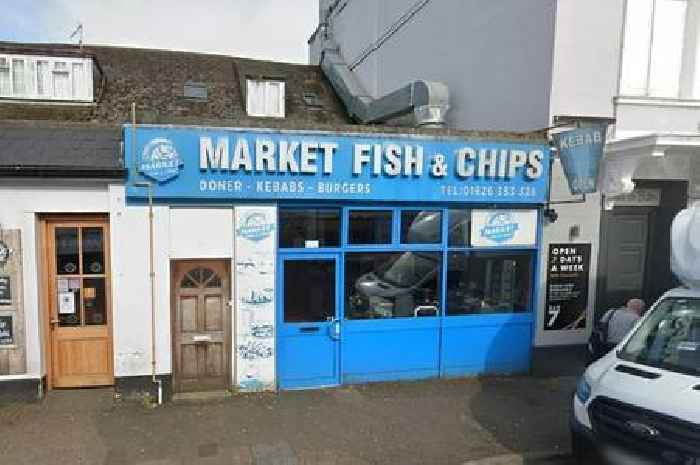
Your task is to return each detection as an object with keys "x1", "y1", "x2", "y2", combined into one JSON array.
[
  {"x1": 400, "y1": 210, "x2": 442, "y2": 244},
  {"x1": 83, "y1": 278, "x2": 106, "y2": 325},
  {"x1": 55, "y1": 227, "x2": 79, "y2": 275},
  {"x1": 284, "y1": 260, "x2": 335, "y2": 322},
  {"x1": 345, "y1": 252, "x2": 441, "y2": 319},
  {"x1": 279, "y1": 208, "x2": 340, "y2": 248},
  {"x1": 82, "y1": 227, "x2": 104, "y2": 274},
  {"x1": 448, "y1": 209, "x2": 470, "y2": 247},
  {"x1": 349, "y1": 210, "x2": 392, "y2": 245},
  {"x1": 446, "y1": 252, "x2": 532, "y2": 315},
  {"x1": 620, "y1": 0, "x2": 688, "y2": 98}
]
